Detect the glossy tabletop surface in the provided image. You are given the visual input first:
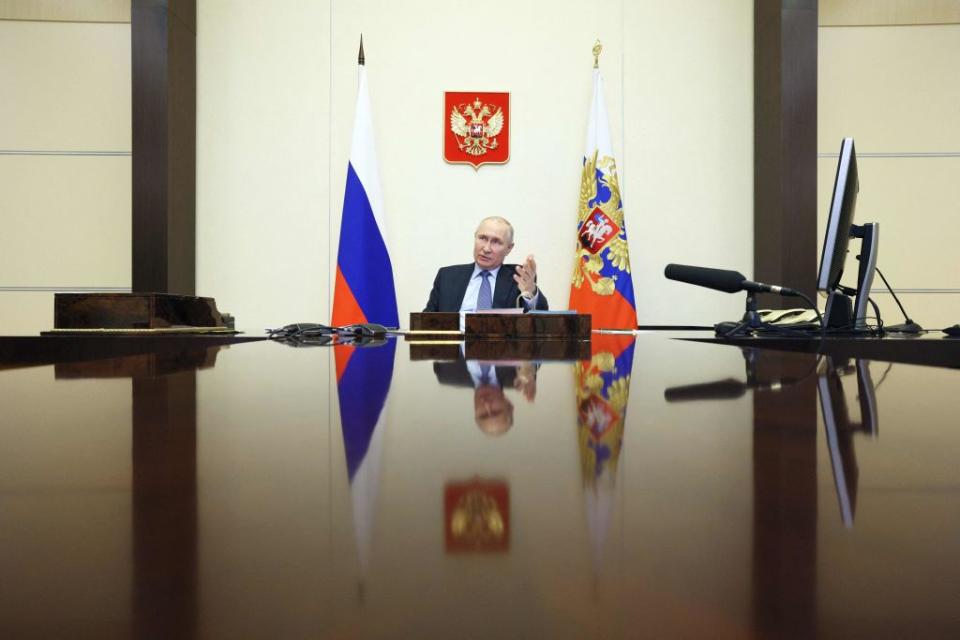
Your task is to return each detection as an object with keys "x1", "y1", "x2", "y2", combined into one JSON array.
[{"x1": 1, "y1": 333, "x2": 959, "y2": 638}]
